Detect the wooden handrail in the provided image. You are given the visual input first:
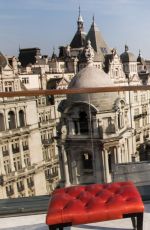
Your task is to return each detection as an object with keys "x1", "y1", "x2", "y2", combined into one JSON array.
[{"x1": 0, "y1": 85, "x2": 150, "y2": 97}]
